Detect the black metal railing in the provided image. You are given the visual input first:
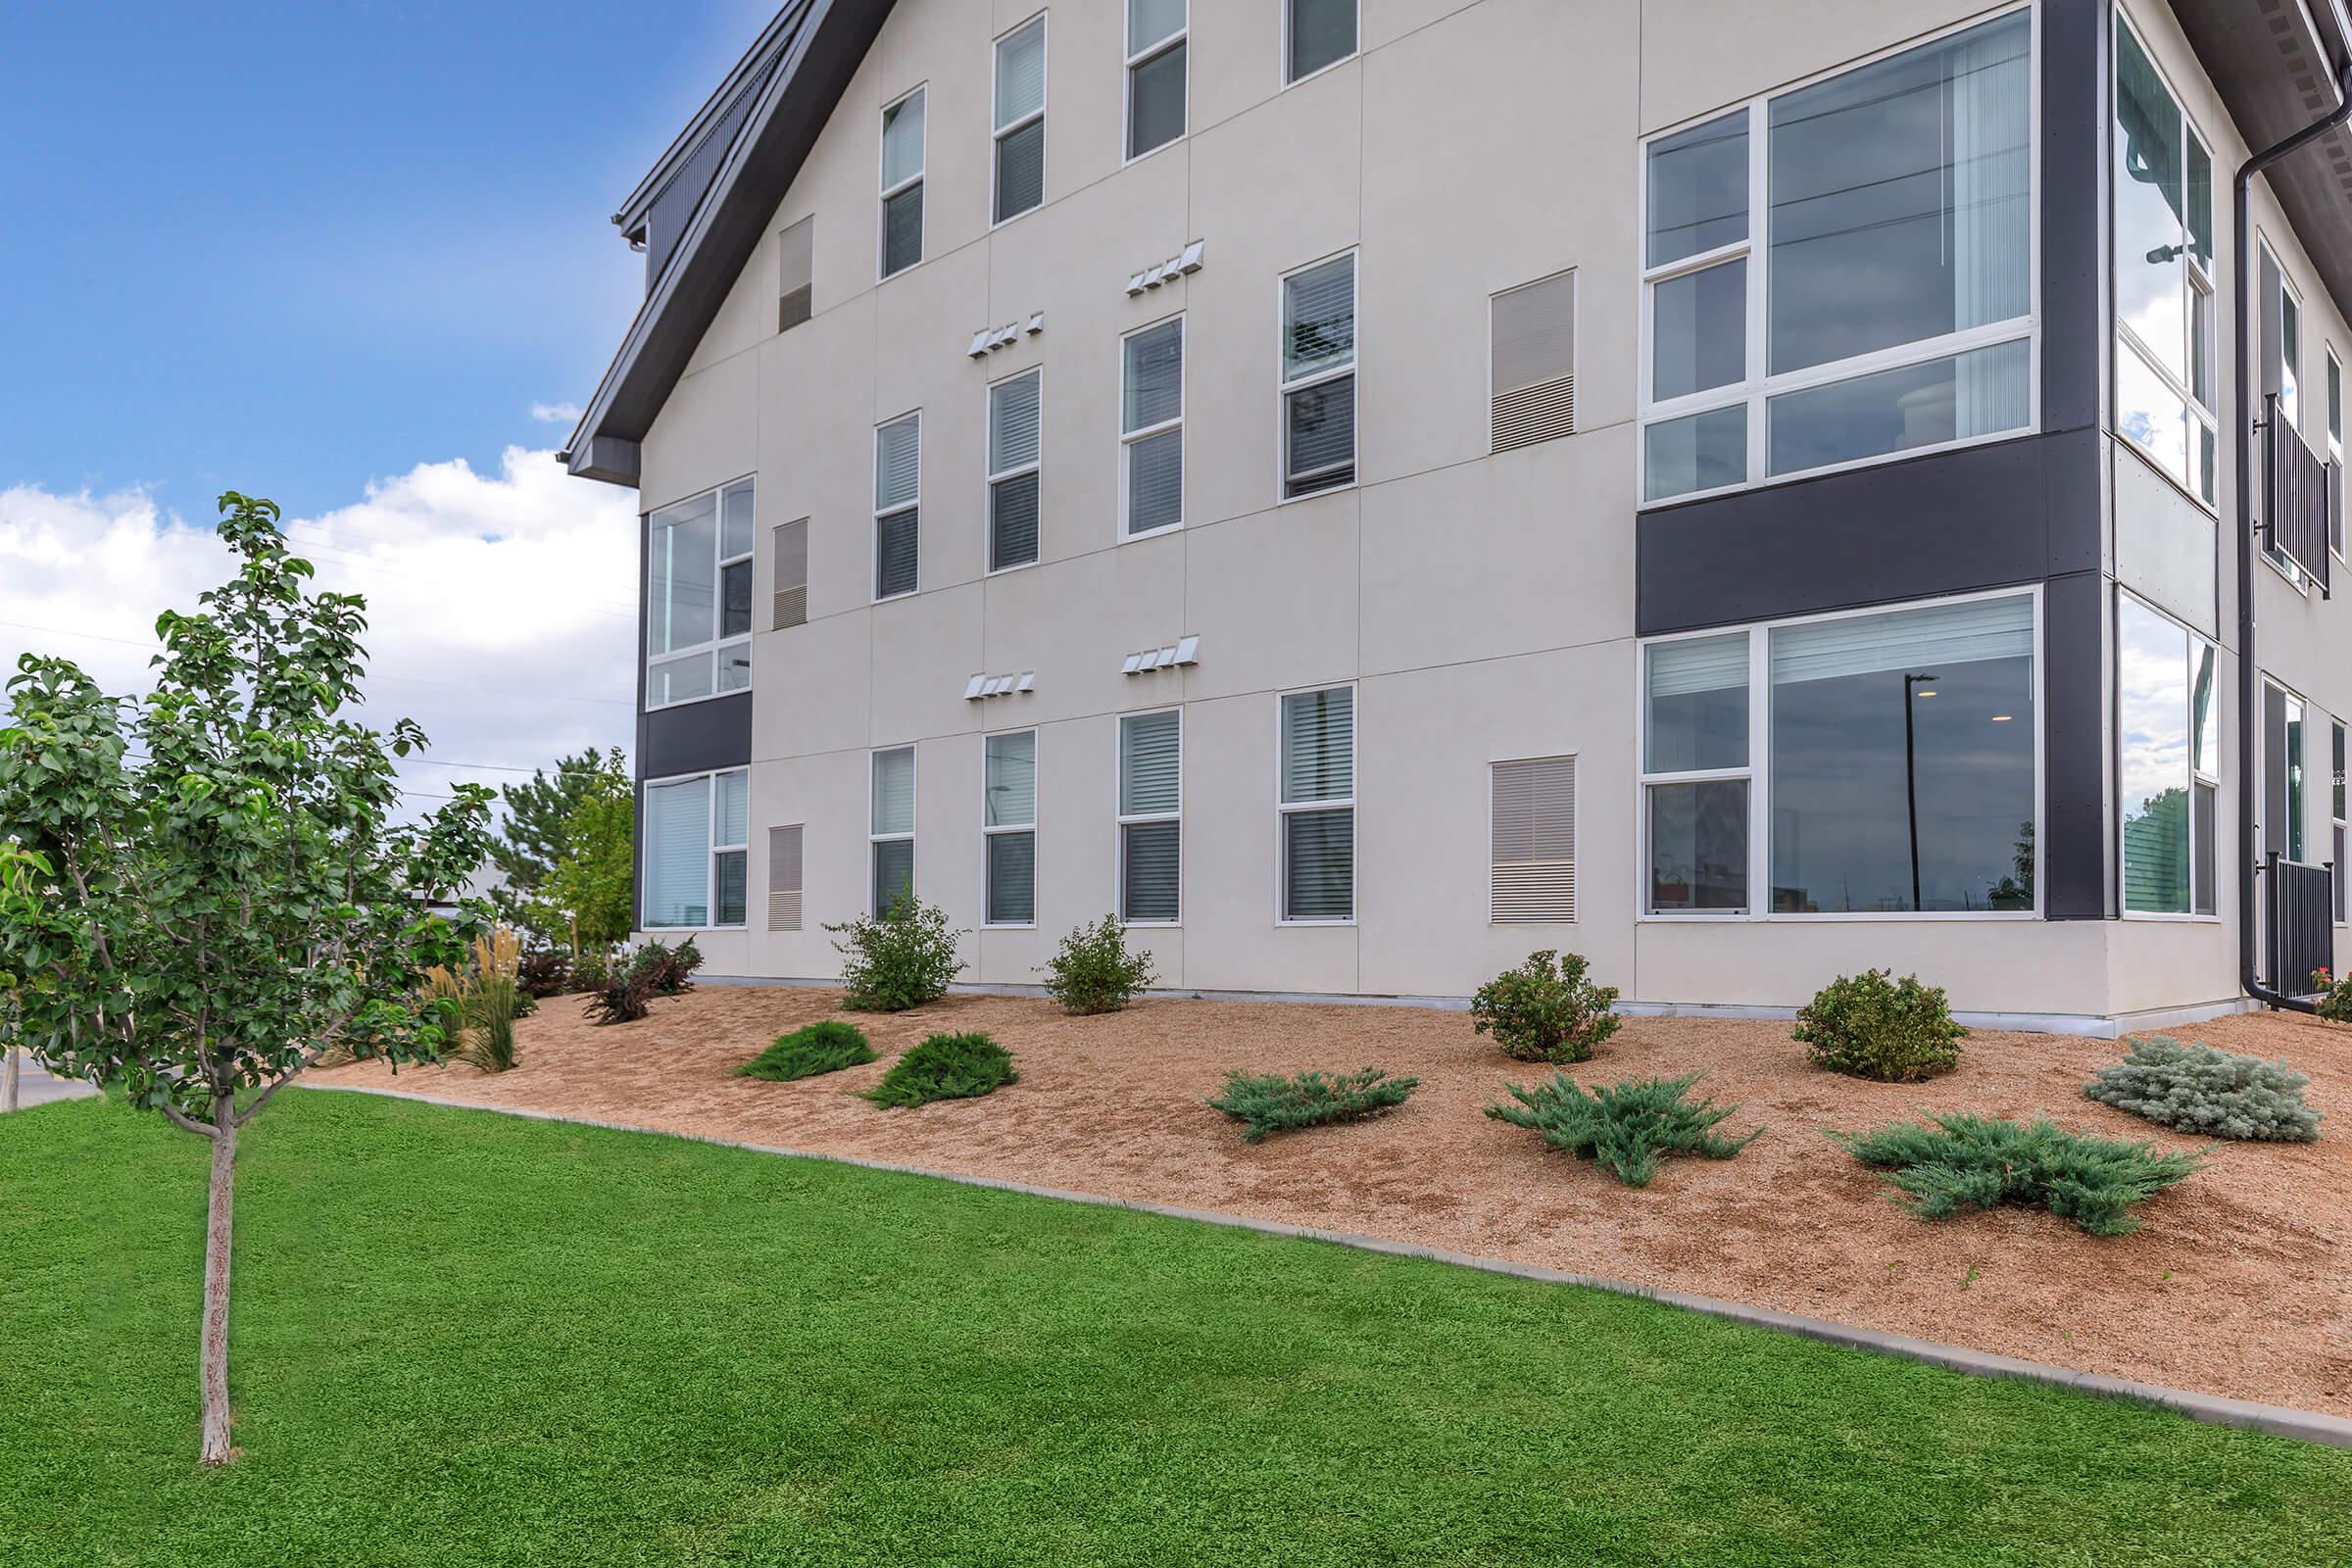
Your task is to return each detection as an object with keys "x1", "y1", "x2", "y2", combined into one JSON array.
[
  {"x1": 2263, "y1": 393, "x2": 2335, "y2": 597},
  {"x1": 2267, "y1": 852, "x2": 2336, "y2": 996}
]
